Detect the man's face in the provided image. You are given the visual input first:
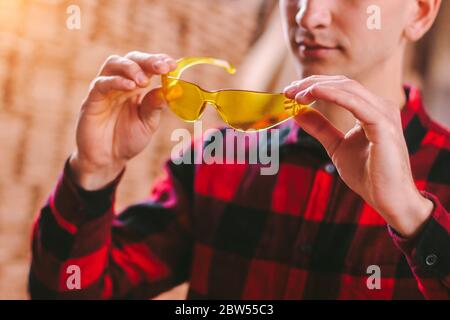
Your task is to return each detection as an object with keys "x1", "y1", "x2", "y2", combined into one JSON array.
[{"x1": 280, "y1": 0, "x2": 412, "y2": 79}]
